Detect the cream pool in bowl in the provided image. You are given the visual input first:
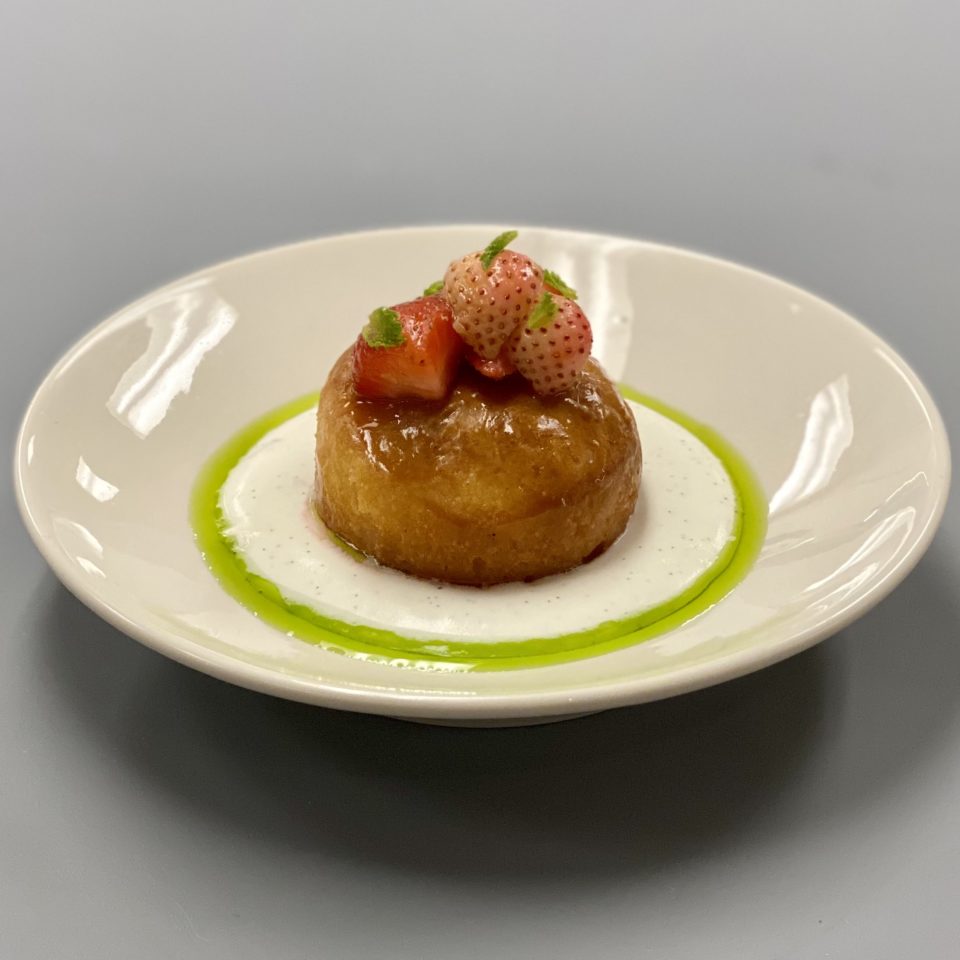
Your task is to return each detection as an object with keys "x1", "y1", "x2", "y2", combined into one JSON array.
[{"x1": 13, "y1": 225, "x2": 951, "y2": 724}]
